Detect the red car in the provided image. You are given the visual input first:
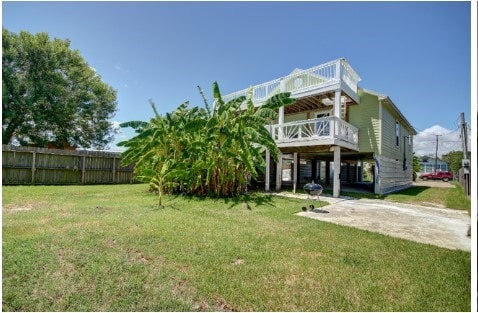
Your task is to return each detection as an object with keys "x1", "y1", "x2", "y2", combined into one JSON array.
[{"x1": 419, "y1": 171, "x2": 453, "y2": 182}]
